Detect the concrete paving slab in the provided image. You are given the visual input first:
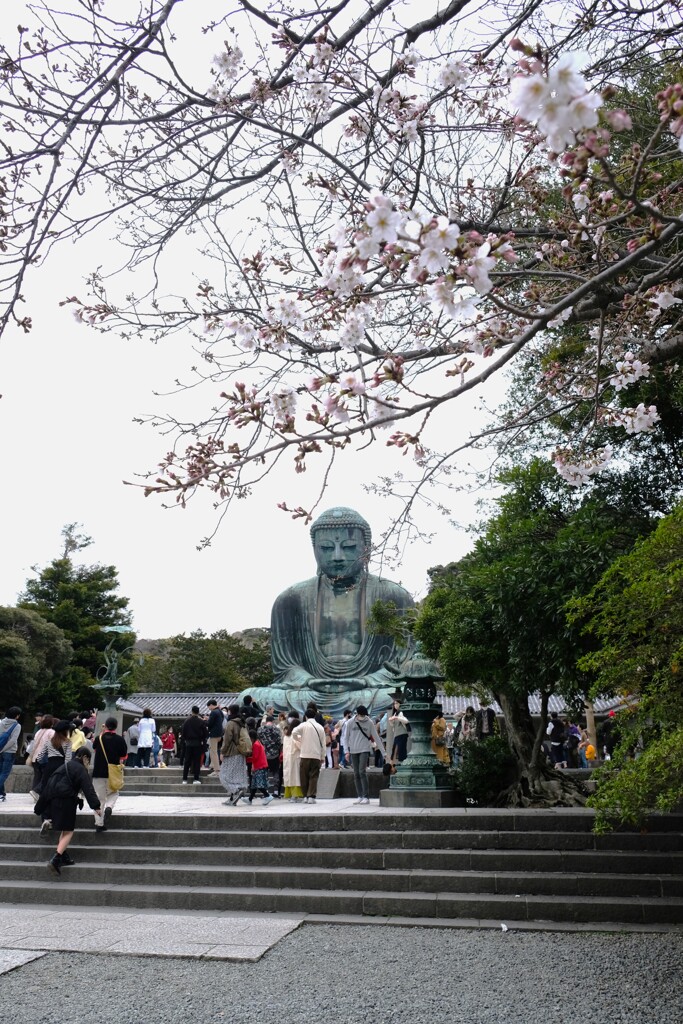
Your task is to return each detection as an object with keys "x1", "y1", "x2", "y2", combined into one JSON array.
[
  {"x1": 0, "y1": 949, "x2": 47, "y2": 975},
  {"x1": 0, "y1": 907, "x2": 306, "y2": 961},
  {"x1": 203, "y1": 943, "x2": 272, "y2": 961},
  {"x1": 0, "y1": 791, "x2": 600, "y2": 818},
  {"x1": 105, "y1": 939, "x2": 215, "y2": 957}
]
